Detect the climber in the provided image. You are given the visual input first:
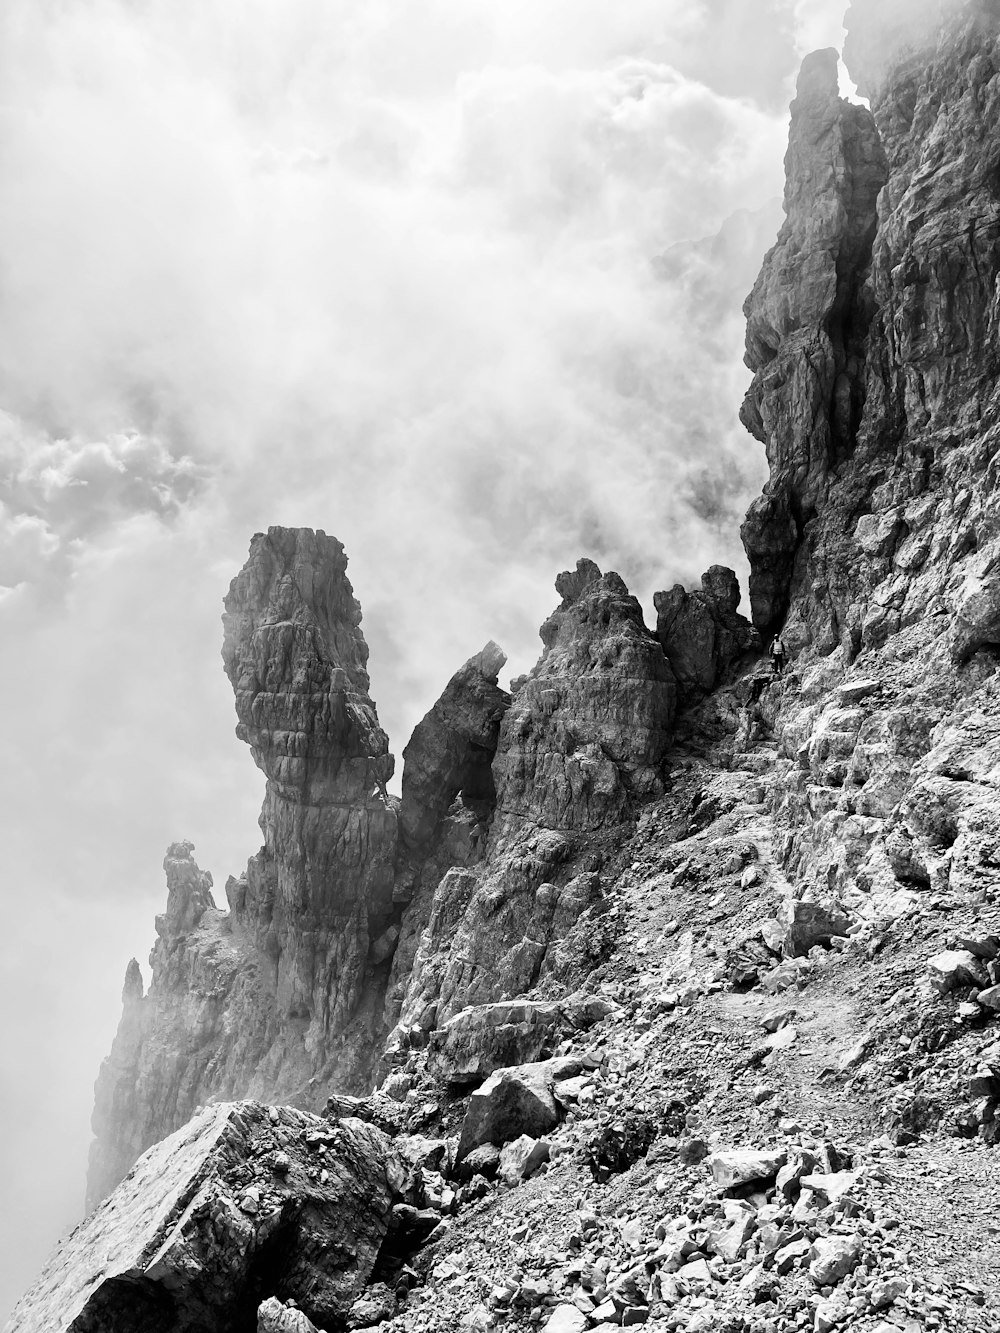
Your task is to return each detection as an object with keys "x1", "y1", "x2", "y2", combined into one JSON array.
[{"x1": 769, "y1": 633, "x2": 787, "y2": 677}]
